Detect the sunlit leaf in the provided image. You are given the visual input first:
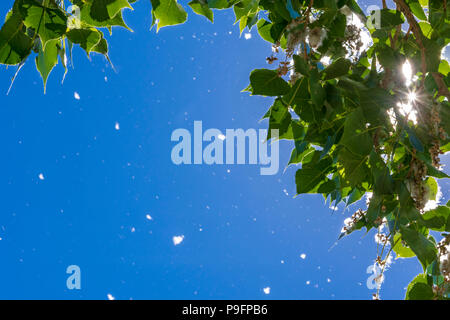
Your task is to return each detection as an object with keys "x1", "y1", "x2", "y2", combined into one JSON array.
[
  {"x1": 19, "y1": 0, "x2": 67, "y2": 48},
  {"x1": 35, "y1": 38, "x2": 59, "y2": 92},
  {"x1": 189, "y1": 0, "x2": 214, "y2": 22},
  {"x1": 151, "y1": 0, "x2": 187, "y2": 31}
]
